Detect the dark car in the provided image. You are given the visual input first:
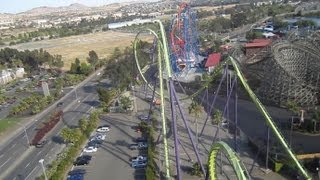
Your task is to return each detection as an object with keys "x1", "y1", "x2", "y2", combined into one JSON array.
[
  {"x1": 67, "y1": 173, "x2": 84, "y2": 180},
  {"x1": 73, "y1": 155, "x2": 92, "y2": 166},
  {"x1": 35, "y1": 140, "x2": 47, "y2": 148},
  {"x1": 57, "y1": 102, "x2": 64, "y2": 107},
  {"x1": 88, "y1": 140, "x2": 101, "y2": 148},
  {"x1": 134, "y1": 137, "x2": 147, "y2": 143},
  {"x1": 68, "y1": 169, "x2": 86, "y2": 175}
]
